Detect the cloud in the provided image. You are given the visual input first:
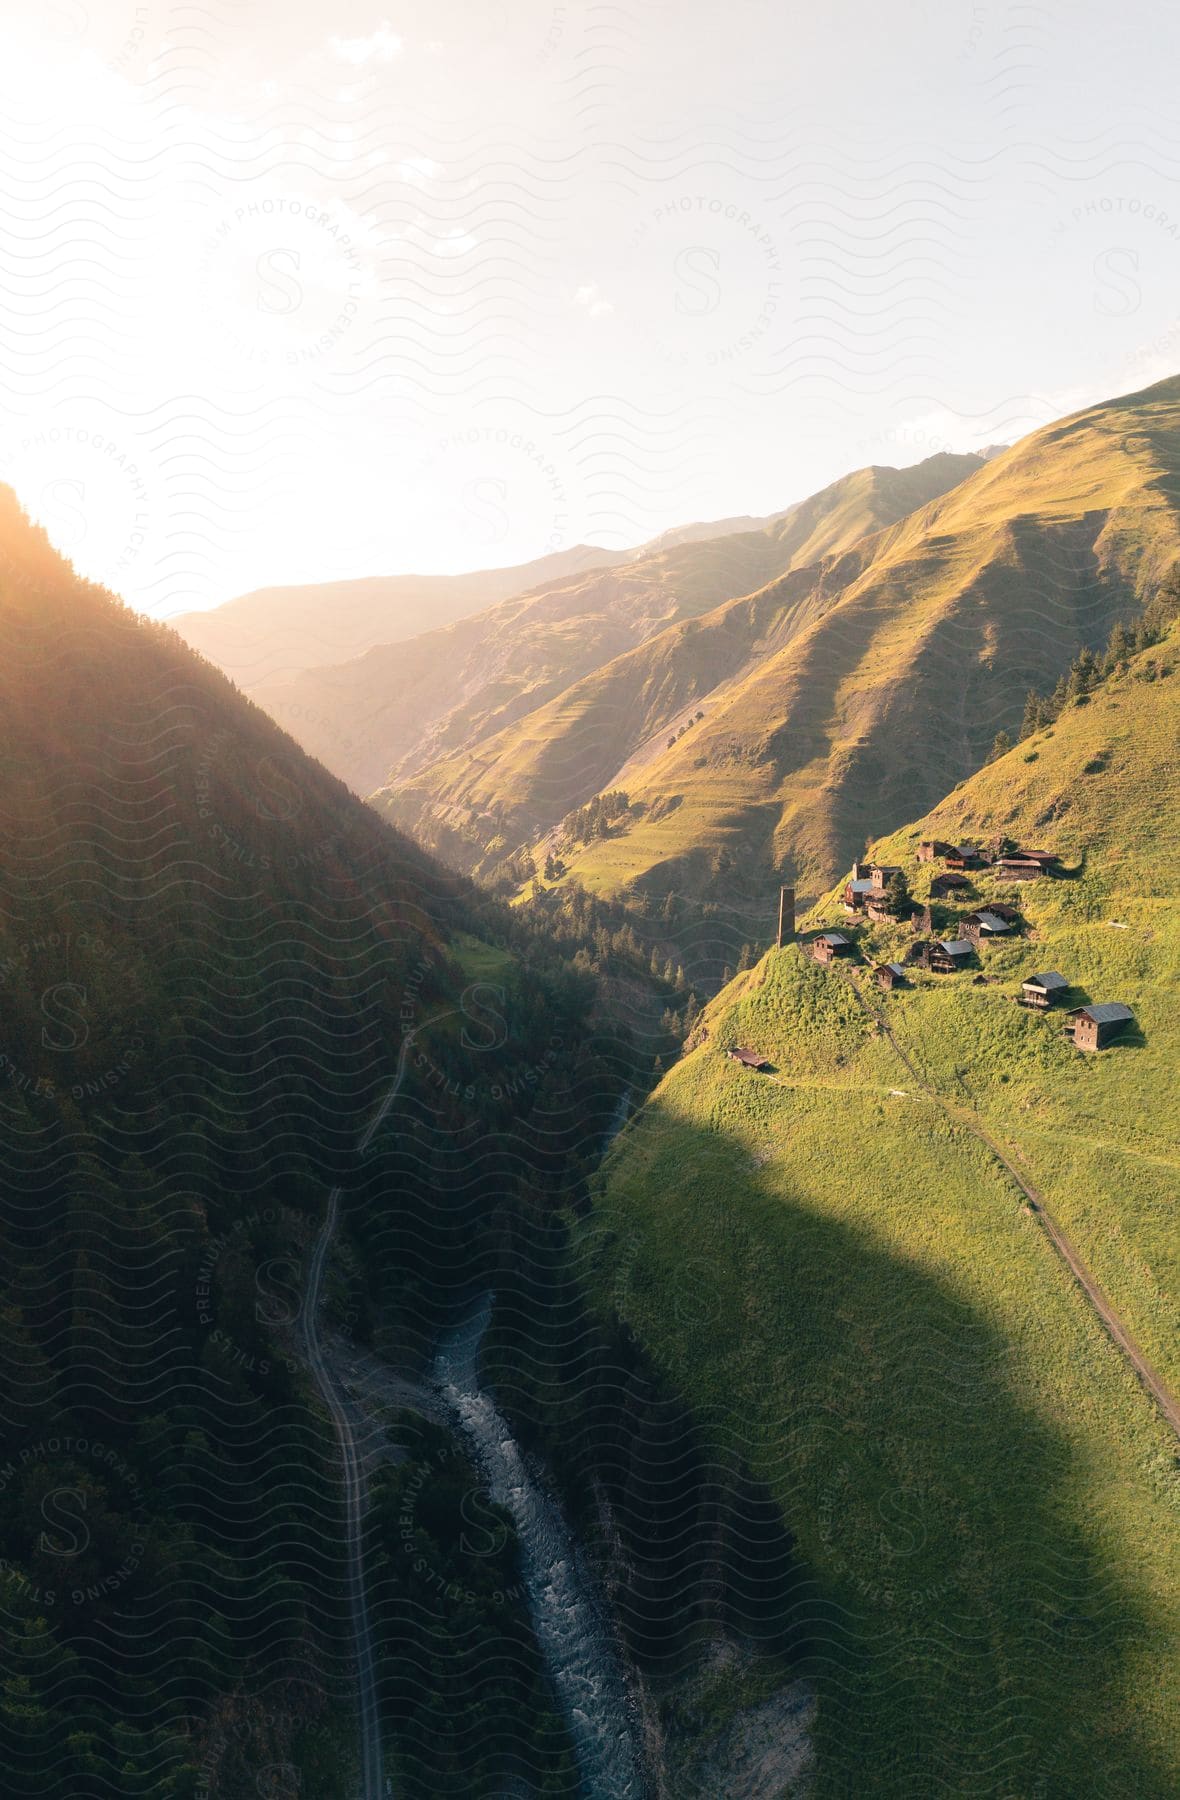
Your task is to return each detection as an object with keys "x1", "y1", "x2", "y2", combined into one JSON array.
[{"x1": 330, "y1": 22, "x2": 403, "y2": 66}]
